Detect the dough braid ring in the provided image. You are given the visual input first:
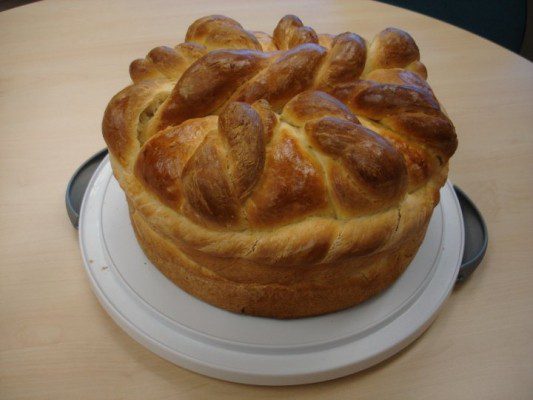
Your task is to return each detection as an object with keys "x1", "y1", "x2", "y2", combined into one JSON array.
[{"x1": 103, "y1": 15, "x2": 457, "y2": 318}]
